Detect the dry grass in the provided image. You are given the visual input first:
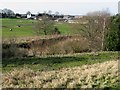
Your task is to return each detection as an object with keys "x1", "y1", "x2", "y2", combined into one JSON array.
[{"x1": 2, "y1": 60, "x2": 119, "y2": 88}]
